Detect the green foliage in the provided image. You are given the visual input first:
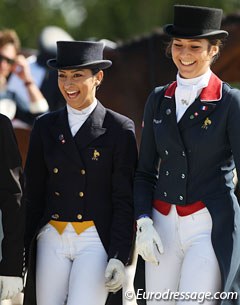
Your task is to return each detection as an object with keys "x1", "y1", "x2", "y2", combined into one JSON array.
[{"x1": 0, "y1": 0, "x2": 239, "y2": 48}]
